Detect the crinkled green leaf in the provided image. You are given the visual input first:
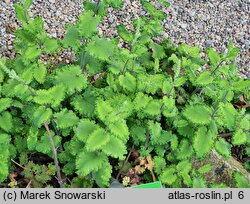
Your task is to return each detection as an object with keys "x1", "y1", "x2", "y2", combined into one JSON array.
[
  {"x1": 117, "y1": 25, "x2": 133, "y2": 42},
  {"x1": 14, "y1": 3, "x2": 30, "y2": 25},
  {"x1": 177, "y1": 160, "x2": 192, "y2": 174},
  {"x1": 198, "y1": 164, "x2": 212, "y2": 174},
  {"x1": 217, "y1": 103, "x2": 237, "y2": 130},
  {"x1": 215, "y1": 138, "x2": 231, "y2": 158},
  {"x1": 233, "y1": 171, "x2": 250, "y2": 188},
  {"x1": 153, "y1": 156, "x2": 166, "y2": 175},
  {"x1": 193, "y1": 127, "x2": 214, "y2": 158},
  {"x1": 24, "y1": 45, "x2": 42, "y2": 62},
  {"x1": 159, "y1": 166, "x2": 177, "y2": 186},
  {"x1": 0, "y1": 98, "x2": 12, "y2": 112},
  {"x1": 33, "y1": 106, "x2": 52, "y2": 128},
  {"x1": 76, "y1": 151, "x2": 107, "y2": 176},
  {"x1": 119, "y1": 73, "x2": 136, "y2": 92},
  {"x1": 78, "y1": 11, "x2": 100, "y2": 38},
  {"x1": 176, "y1": 139, "x2": 193, "y2": 160},
  {"x1": 0, "y1": 112, "x2": 13, "y2": 132},
  {"x1": 196, "y1": 71, "x2": 213, "y2": 85},
  {"x1": 36, "y1": 132, "x2": 61, "y2": 157},
  {"x1": 33, "y1": 89, "x2": 53, "y2": 105},
  {"x1": 183, "y1": 105, "x2": 212, "y2": 125},
  {"x1": 105, "y1": 0, "x2": 124, "y2": 8},
  {"x1": 232, "y1": 129, "x2": 247, "y2": 145},
  {"x1": 130, "y1": 125, "x2": 146, "y2": 146},
  {"x1": 95, "y1": 100, "x2": 113, "y2": 122},
  {"x1": 93, "y1": 162, "x2": 112, "y2": 187},
  {"x1": 193, "y1": 176, "x2": 207, "y2": 188},
  {"x1": 0, "y1": 134, "x2": 11, "y2": 182},
  {"x1": 86, "y1": 37, "x2": 115, "y2": 61},
  {"x1": 55, "y1": 65, "x2": 88, "y2": 94},
  {"x1": 43, "y1": 38, "x2": 58, "y2": 53},
  {"x1": 148, "y1": 120, "x2": 162, "y2": 145},
  {"x1": 225, "y1": 41, "x2": 240, "y2": 61},
  {"x1": 150, "y1": 42, "x2": 165, "y2": 59},
  {"x1": 62, "y1": 26, "x2": 80, "y2": 50},
  {"x1": 75, "y1": 119, "x2": 98, "y2": 142},
  {"x1": 102, "y1": 137, "x2": 126, "y2": 159},
  {"x1": 108, "y1": 120, "x2": 129, "y2": 142},
  {"x1": 144, "y1": 100, "x2": 161, "y2": 116},
  {"x1": 54, "y1": 109, "x2": 79, "y2": 129},
  {"x1": 207, "y1": 48, "x2": 220, "y2": 66},
  {"x1": 71, "y1": 90, "x2": 96, "y2": 117},
  {"x1": 174, "y1": 77, "x2": 186, "y2": 87},
  {"x1": 49, "y1": 85, "x2": 65, "y2": 108},
  {"x1": 33, "y1": 62, "x2": 47, "y2": 84},
  {"x1": 86, "y1": 128, "x2": 110, "y2": 151}
]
